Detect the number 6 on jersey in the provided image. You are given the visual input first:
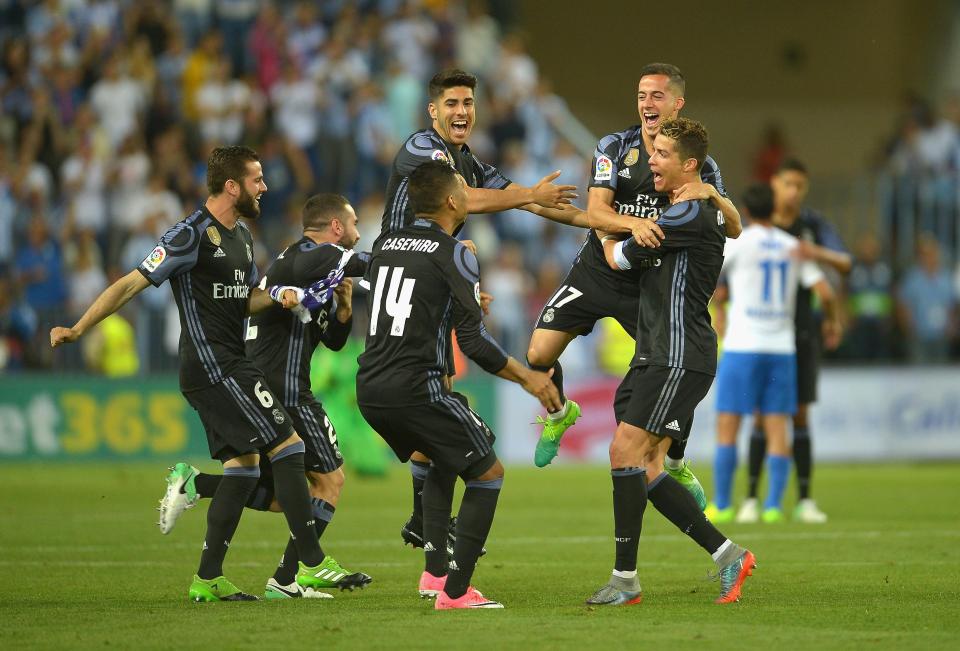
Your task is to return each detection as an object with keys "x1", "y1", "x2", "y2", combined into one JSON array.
[{"x1": 370, "y1": 266, "x2": 417, "y2": 336}]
